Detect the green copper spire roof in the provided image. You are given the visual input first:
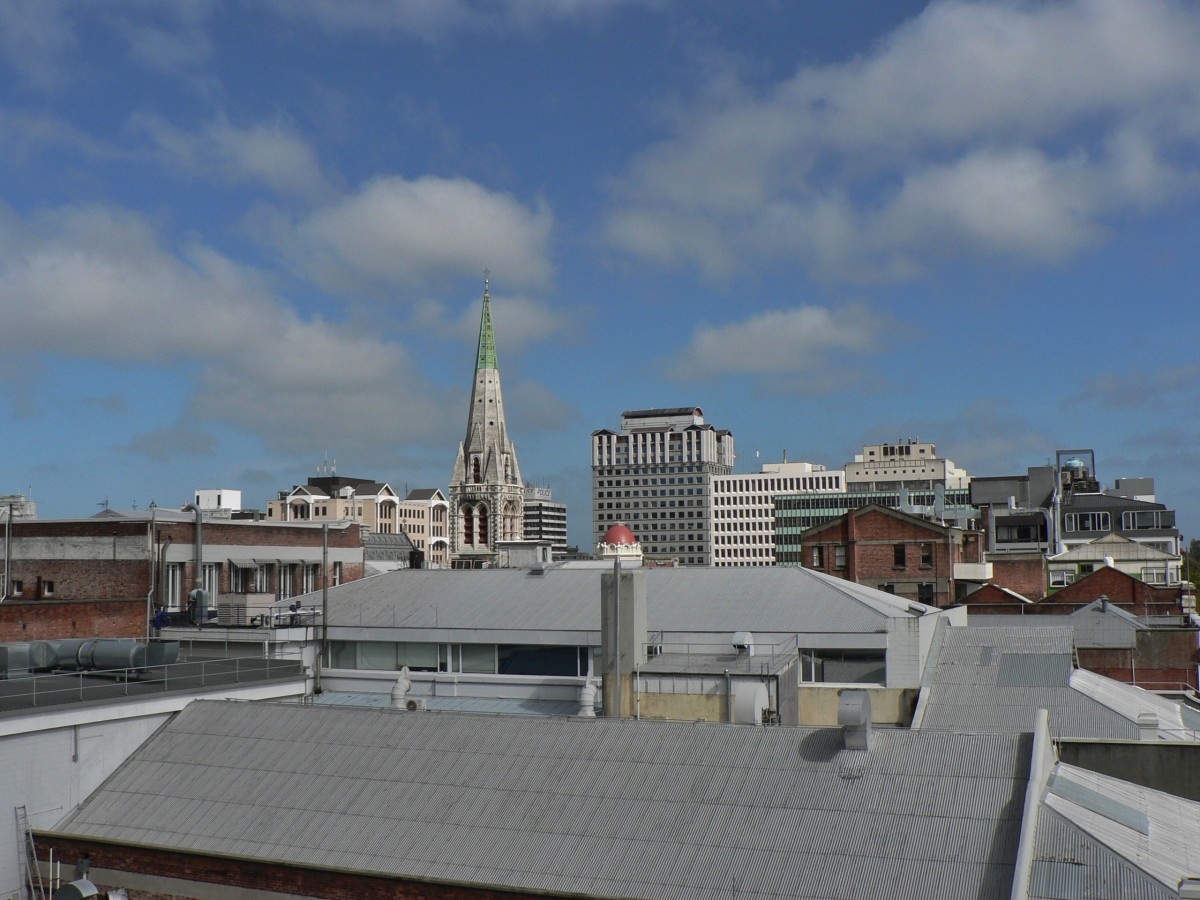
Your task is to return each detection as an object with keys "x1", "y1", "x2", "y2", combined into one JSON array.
[{"x1": 475, "y1": 276, "x2": 498, "y2": 370}]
